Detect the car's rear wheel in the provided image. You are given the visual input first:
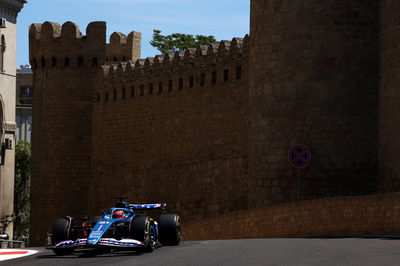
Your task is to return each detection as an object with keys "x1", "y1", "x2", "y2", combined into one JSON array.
[
  {"x1": 158, "y1": 214, "x2": 181, "y2": 246},
  {"x1": 51, "y1": 217, "x2": 76, "y2": 255},
  {"x1": 130, "y1": 216, "x2": 157, "y2": 252}
]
